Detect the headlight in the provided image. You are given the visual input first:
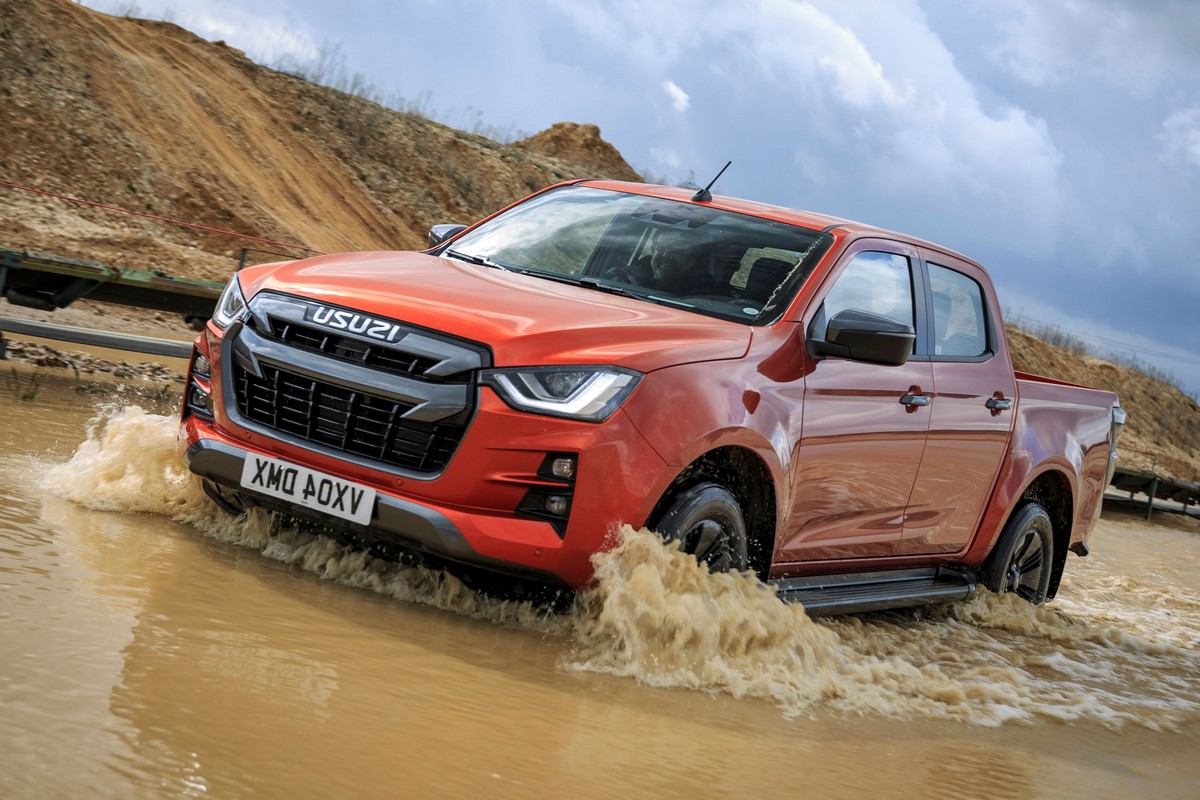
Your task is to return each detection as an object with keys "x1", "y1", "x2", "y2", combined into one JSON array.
[
  {"x1": 212, "y1": 276, "x2": 248, "y2": 330},
  {"x1": 482, "y1": 366, "x2": 641, "y2": 422}
]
